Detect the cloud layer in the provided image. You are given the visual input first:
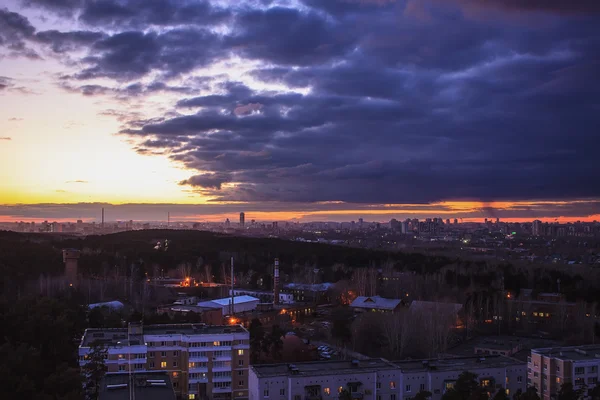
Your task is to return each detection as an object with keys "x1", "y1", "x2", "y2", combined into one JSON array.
[{"x1": 2, "y1": 0, "x2": 599, "y2": 213}]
